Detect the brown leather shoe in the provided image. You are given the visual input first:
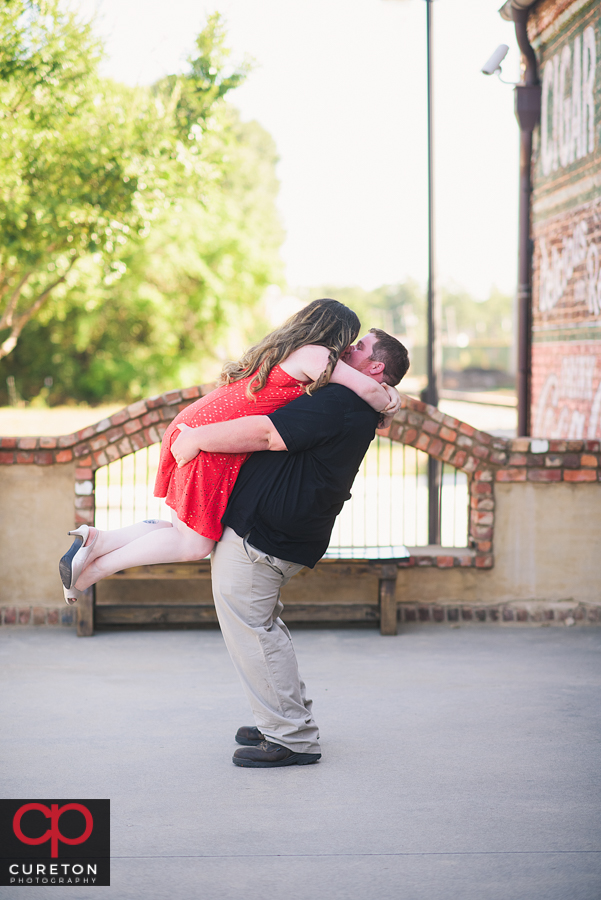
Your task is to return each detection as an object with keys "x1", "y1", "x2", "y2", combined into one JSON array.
[
  {"x1": 235, "y1": 726, "x2": 265, "y2": 746},
  {"x1": 232, "y1": 740, "x2": 321, "y2": 768}
]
